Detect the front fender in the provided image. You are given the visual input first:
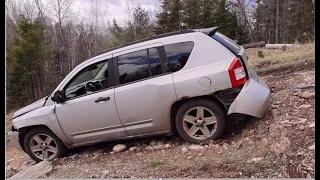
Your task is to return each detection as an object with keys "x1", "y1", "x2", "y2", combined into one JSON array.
[{"x1": 12, "y1": 105, "x2": 72, "y2": 145}]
